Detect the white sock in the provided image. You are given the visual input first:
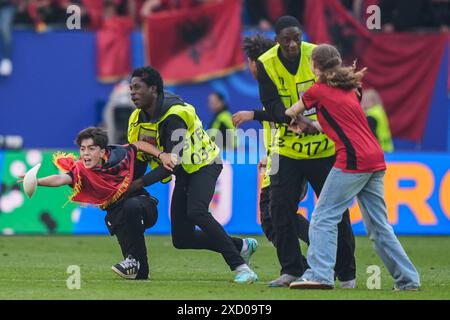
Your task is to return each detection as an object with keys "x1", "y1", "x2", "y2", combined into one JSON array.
[
  {"x1": 235, "y1": 264, "x2": 251, "y2": 273},
  {"x1": 240, "y1": 239, "x2": 248, "y2": 254}
]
